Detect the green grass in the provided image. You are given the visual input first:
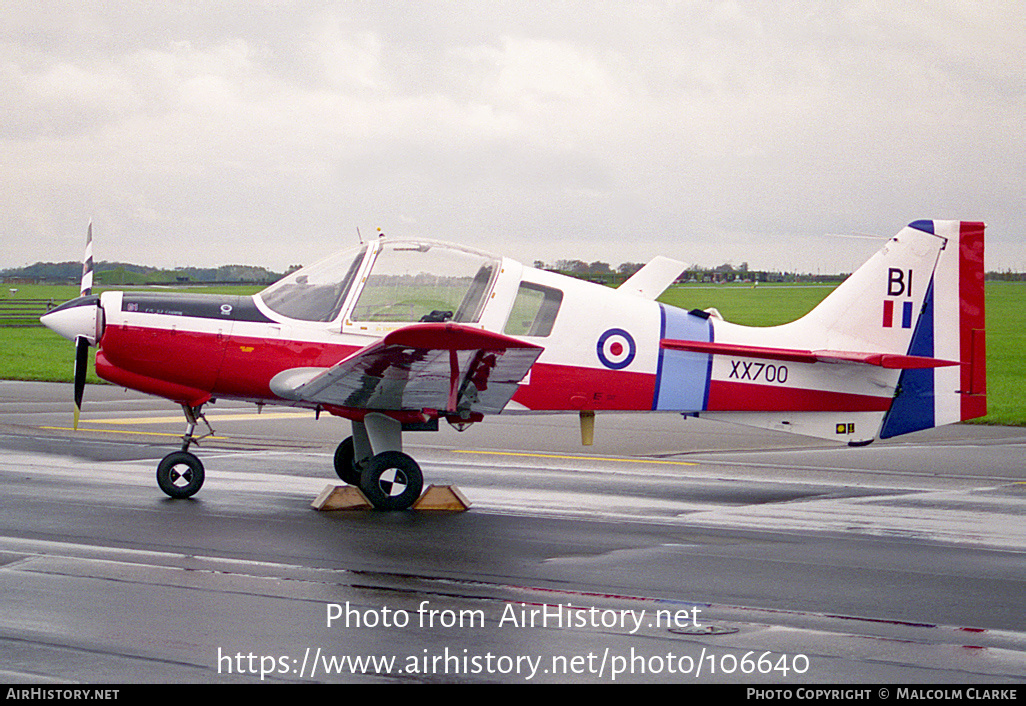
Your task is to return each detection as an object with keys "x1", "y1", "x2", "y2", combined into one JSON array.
[
  {"x1": 659, "y1": 282, "x2": 837, "y2": 327},
  {"x1": 0, "y1": 327, "x2": 104, "y2": 384},
  {"x1": 0, "y1": 283, "x2": 263, "y2": 300},
  {"x1": 2, "y1": 282, "x2": 1023, "y2": 425},
  {"x1": 979, "y1": 283, "x2": 1026, "y2": 426}
]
